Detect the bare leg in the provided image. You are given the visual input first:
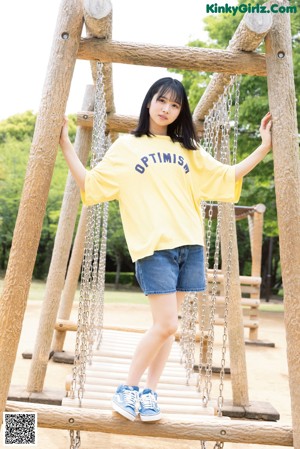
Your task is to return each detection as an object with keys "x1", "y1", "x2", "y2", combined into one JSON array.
[
  {"x1": 145, "y1": 291, "x2": 187, "y2": 390},
  {"x1": 125, "y1": 293, "x2": 179, "y2": 387}
]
